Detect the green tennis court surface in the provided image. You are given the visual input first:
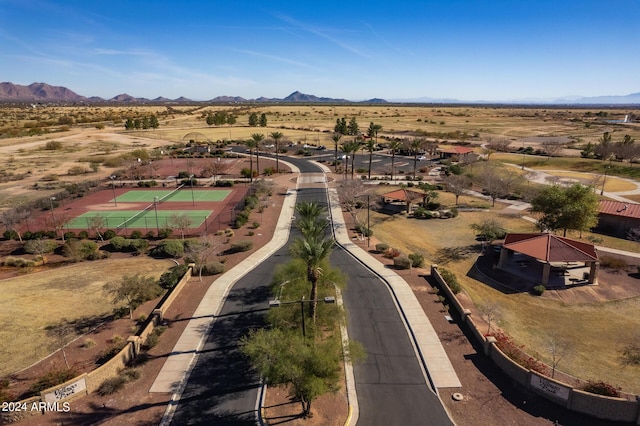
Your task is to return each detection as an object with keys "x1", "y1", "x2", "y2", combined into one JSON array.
[
  {"x1": 114, "y1": 189, "x2": 231, "y2": 203},
  {"x1": 67, "y1": 210, "x2": 214, "y2": 229}
]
